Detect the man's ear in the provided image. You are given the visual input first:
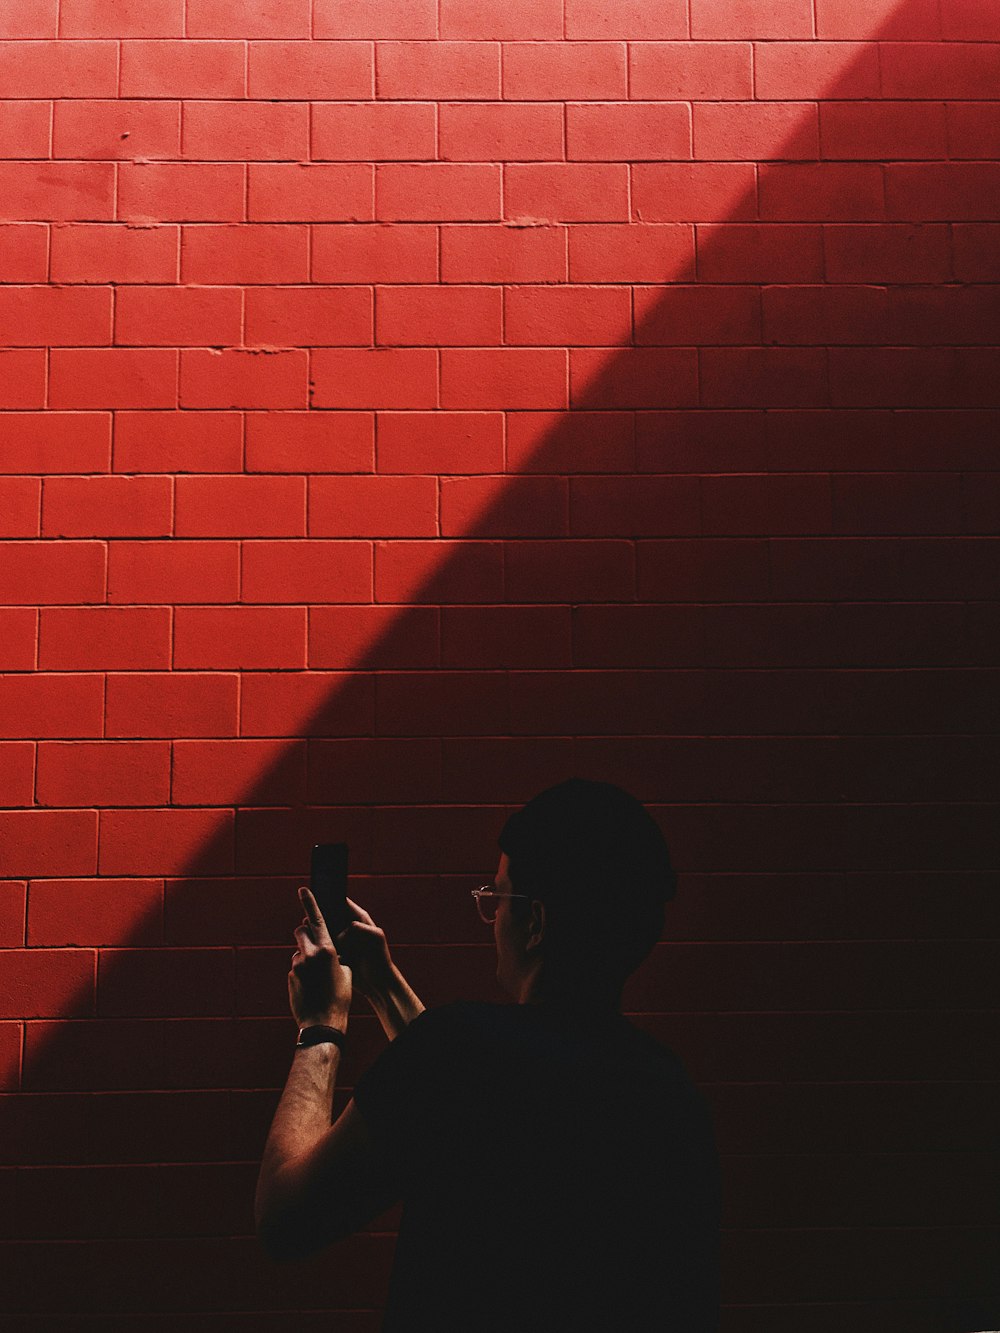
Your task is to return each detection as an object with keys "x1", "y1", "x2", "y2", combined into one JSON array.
[{"x1": 525, "y1": 899, "x2": 546, "y2": 954}]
